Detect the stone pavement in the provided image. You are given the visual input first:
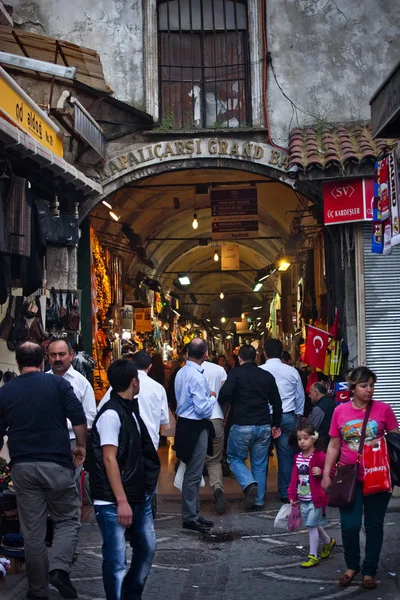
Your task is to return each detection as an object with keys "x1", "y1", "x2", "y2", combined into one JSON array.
[{"x1": 3, "y1": 495, "x2": 400, "y2": 600}]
